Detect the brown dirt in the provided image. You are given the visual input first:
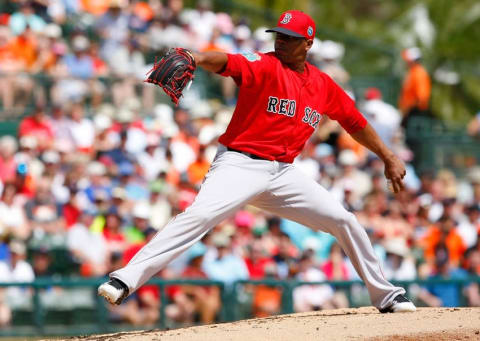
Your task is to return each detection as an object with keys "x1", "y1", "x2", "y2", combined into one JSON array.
[{"x1": 59, "y1": 307, "x2": 480, "y2": 341}]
